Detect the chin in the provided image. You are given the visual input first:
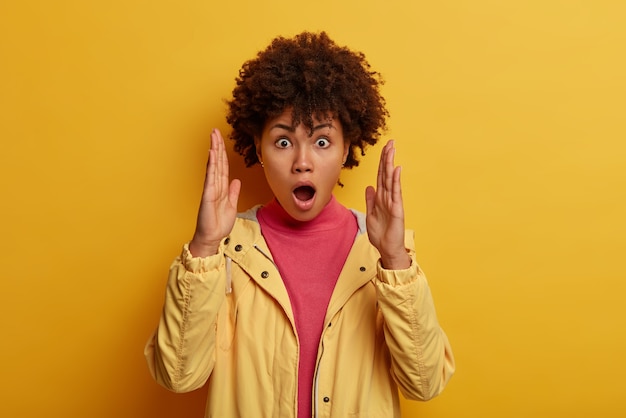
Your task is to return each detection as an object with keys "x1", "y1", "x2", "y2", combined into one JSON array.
[{"x1": 285, "y1": 206, "x2": 322, "y2": 222}]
